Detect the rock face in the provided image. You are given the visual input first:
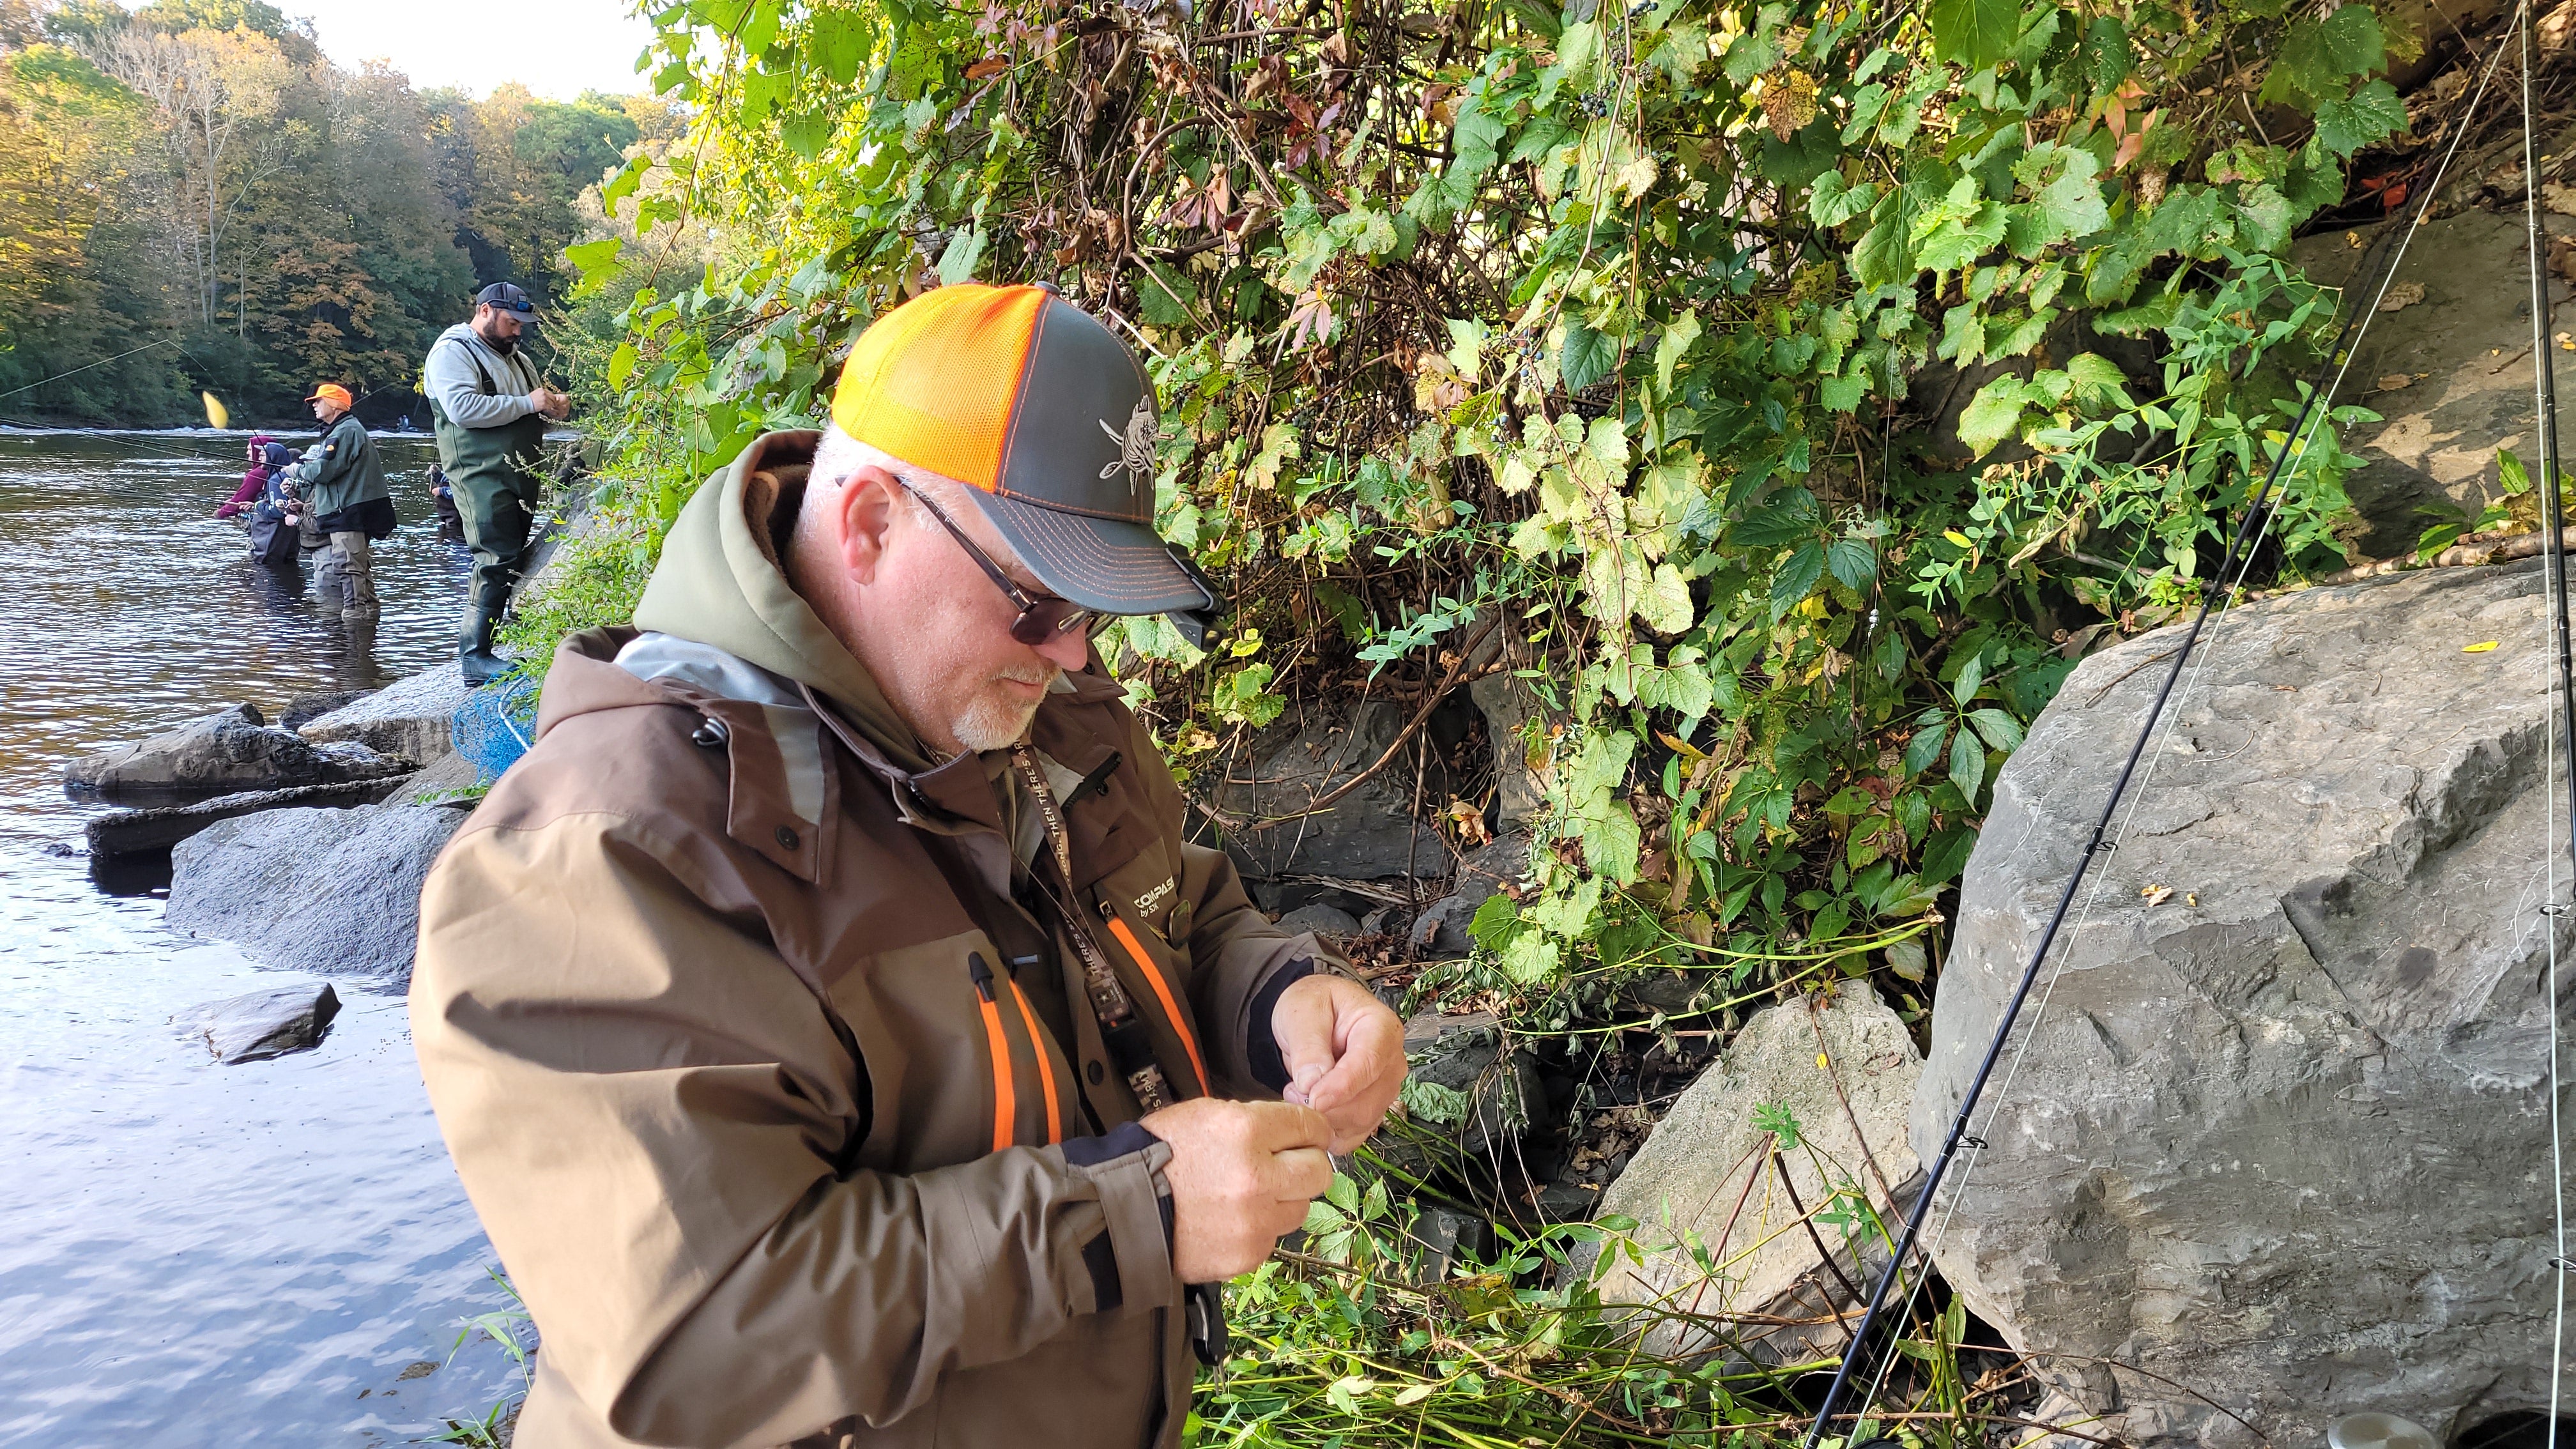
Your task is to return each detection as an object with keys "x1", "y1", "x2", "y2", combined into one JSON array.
[
  {"x1": 1591, "y1": 990, "x2": 1922, "y2": 1361},
  {"x1": 278, "y1": 687, "x2": 373, "y2": 733},
  {"x1": 63, "y1": 704, "x2": 411, "y2": 797},
  {"x1": 166, "y1": 804, "x2": 466, "y2": 983},
  {"x1": 1273, "y1": 903, "x2": 1361, "y2": 940},
  {"x1": 1408, "y1": 831, "x2": 1529, "y2": 957},
  {"x1": 1209, "y1": 702, "x2": 1457, "y2": 885},
  {"x1": 1469, "y1": 672, "x2": 1549, "y2": 831},
  {"x1": 2292, "y1": 209, "x2": 2576, "y2": 561},
  {"x1": 85, "y1": 778, "x2": 411, "y2": 860},
  {"x1": 297, "y1": 664, "x2": 471, "y2": 767},
  {"x1": 1400, "y1": 1009, "x2": 1542, "y2": 1160},
  {"x1": 175, "y1": 981, "x2": 341, "y2": 1063},
  {"x1": 1918, "y1": 560, "x2": 2572, "y2": 1449}
]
